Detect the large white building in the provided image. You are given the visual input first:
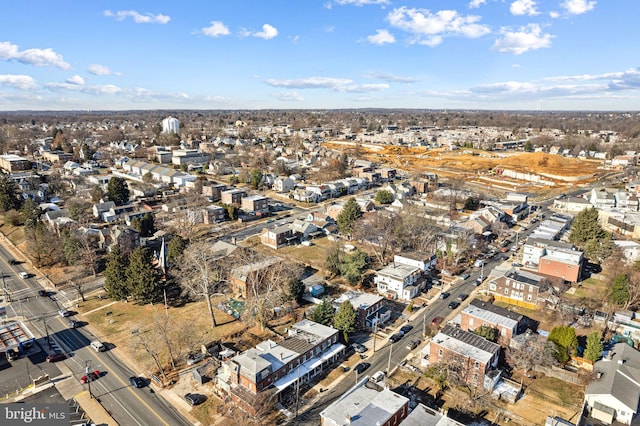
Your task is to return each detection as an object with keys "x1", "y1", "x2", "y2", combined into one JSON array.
[{"x1": 162, "y1": 116, "x2": 180, "y2": 134}]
